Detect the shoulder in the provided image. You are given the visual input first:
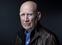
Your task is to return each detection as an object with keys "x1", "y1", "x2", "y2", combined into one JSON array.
[
  {"x1": 38, "y1": 25, "x2": 56, "y2": 39},
  {"x1": 38, "y1": 25, "x2": 59, "y2": 45},
  {"x1": 38, "y1": 25, "x2": 55, "y2": 37}
]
